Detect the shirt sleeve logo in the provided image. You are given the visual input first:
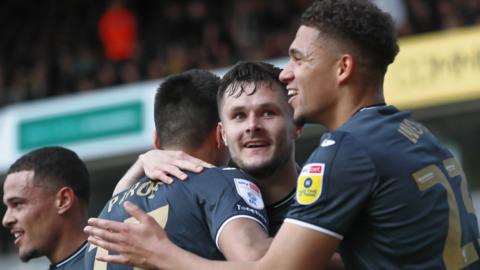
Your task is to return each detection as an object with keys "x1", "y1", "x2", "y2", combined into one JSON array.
[
  {"x1": 296, "y1": 163, "x2": 325, "y2": 205},
  {"x1": 234, "y1": 178, "x2": 265, "y2": 210}
]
